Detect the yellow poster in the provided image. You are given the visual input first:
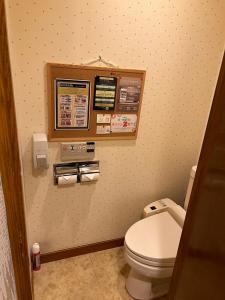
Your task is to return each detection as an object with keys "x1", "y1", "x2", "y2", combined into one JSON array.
[{"x1": 94, "y1": 76, "x2": 117, "y2": 110}]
